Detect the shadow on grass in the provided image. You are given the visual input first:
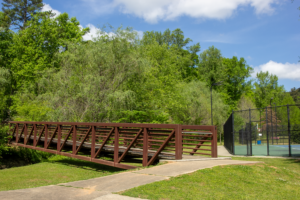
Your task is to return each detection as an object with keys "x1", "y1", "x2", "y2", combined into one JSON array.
[{"x1": 46, "y1": 157, "x2": 125, "y2": 173}]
